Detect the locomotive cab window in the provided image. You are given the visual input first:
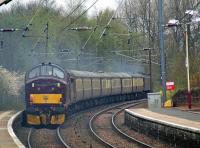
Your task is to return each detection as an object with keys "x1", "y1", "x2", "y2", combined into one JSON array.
[
  {"x1": 28, "y1": 67, "x2": 40, "y2": 79},
  {"x1": 27, "y1": 64, "x2": 65, "y2": 79},
  {"x1": 41, "y1": 65, "x2": 52, "y2": 76},
  {"x1": 53, "y1": 67, "x2": 64, "y2": 79}
]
